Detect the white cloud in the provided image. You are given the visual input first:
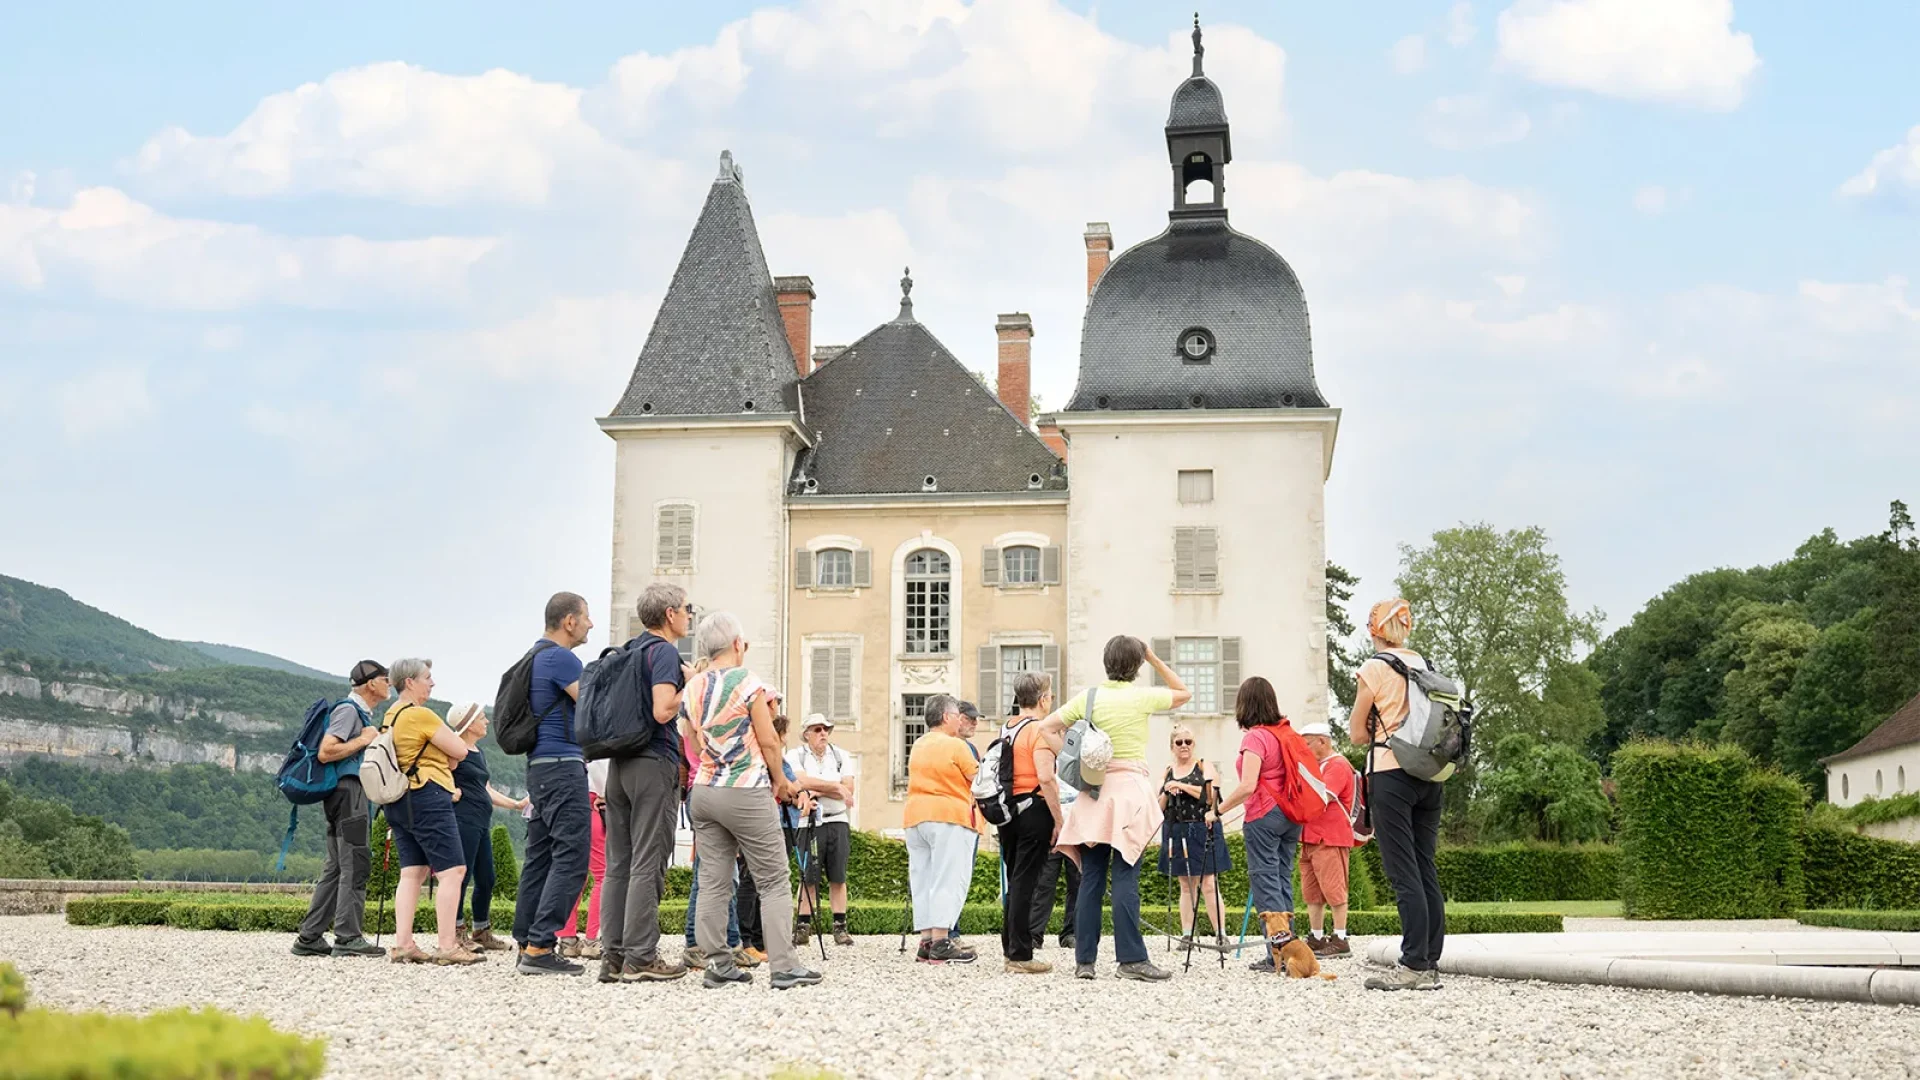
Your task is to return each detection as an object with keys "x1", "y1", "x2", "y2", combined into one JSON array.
[
  {"x1": 1424, "y1": 94, "x2": 1532, "y2": 150},
  {"x1": 56, "y1": 366, "x2": 150, "y2": 438},
  {"x1": 0, "y1": 187, "x2": 496, "y2": 310},
  {"x1": 450, "y1": 291, "x2": 661, "y2": 384},
  {"x1": 1447, "y1": 3, "x2": 1478, "y2": 46},
  {"x1": 1390, "y1": 35, "x2": 1428, "y2": 74},
  {"x1": 1633, "y1": 185, "x2": 1668, "y2": 214},
  {"x1": 1840, "y1": 125, "x2": 1920, "y2": 203},
  {"x1": 1798, "y1": 276, "x2": 1920, "y2": 334},
  {"x1": 1496, "y1": 0, "x2": 1759, "y2": 110},
  {"x1": 1493, "y1": 273, "x2": 1527, "y2": 296}
]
